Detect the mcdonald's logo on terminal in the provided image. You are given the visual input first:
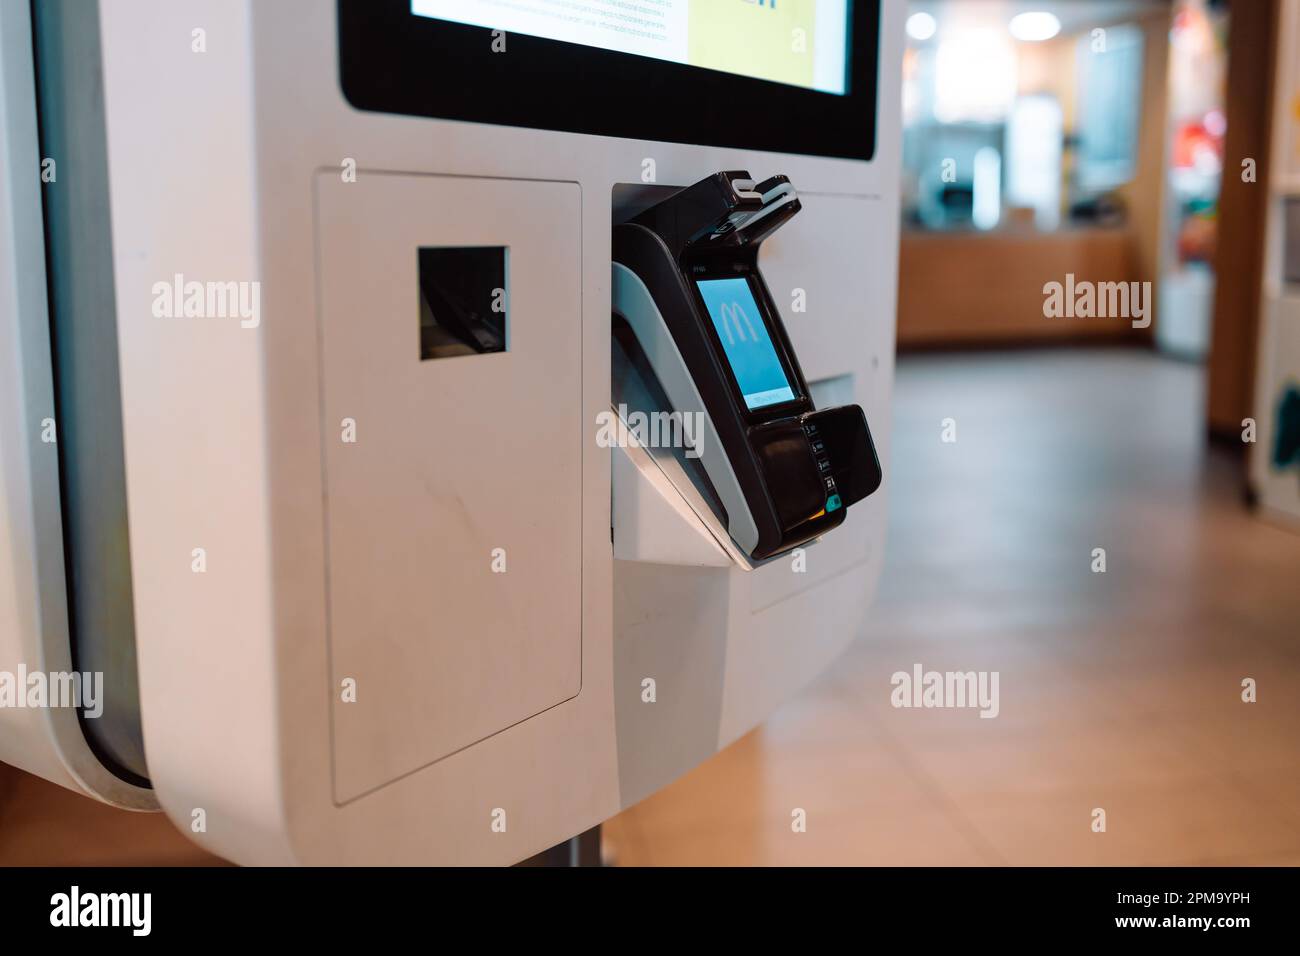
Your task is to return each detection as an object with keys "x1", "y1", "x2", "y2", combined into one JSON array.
[
  {"x1": 717, "y1": 297, "x2": 760, "y2": 345},
  {"x1": 696, "y1": 276, "x2": 795, "y2": 410}
]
